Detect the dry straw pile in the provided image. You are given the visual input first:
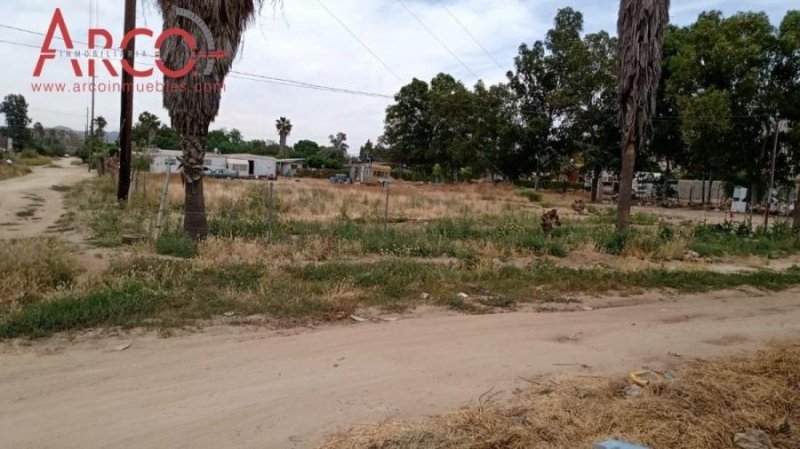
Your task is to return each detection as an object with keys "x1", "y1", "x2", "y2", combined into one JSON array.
[{"x1": 320, "y1": 346, "x2": 800, "y2": 449}]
